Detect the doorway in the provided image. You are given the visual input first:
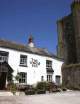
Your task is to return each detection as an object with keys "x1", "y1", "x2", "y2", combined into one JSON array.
[
  {"x1": 0, "y1": 72, "x2": 7, "y2": 90},
  {"x1": 56, "y1": 75, "x2": 61, "y2": 85}
]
